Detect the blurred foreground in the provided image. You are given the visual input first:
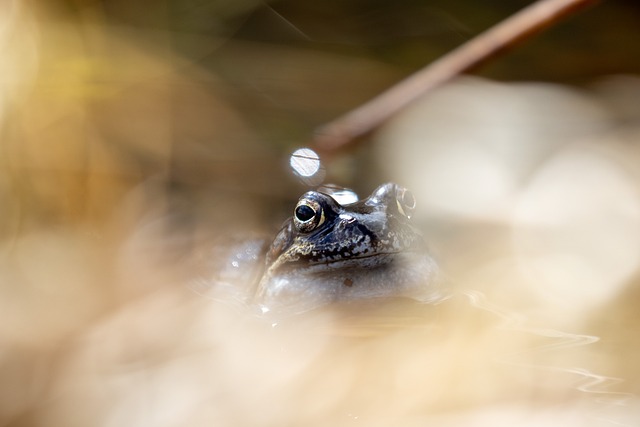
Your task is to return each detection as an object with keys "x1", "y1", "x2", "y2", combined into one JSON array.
[{"x1": 1, "y1": 2, "x2": 640, "y2": 426}]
